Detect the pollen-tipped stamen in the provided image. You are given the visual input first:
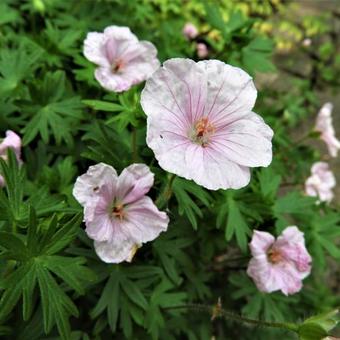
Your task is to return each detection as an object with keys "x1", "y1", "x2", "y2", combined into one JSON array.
[
  {"x1": 189, "y1": 117, "x2": 215, "y2": 147},
  {"x1": 112, "y1": 203, "x2": 125, "y2": 220}
]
